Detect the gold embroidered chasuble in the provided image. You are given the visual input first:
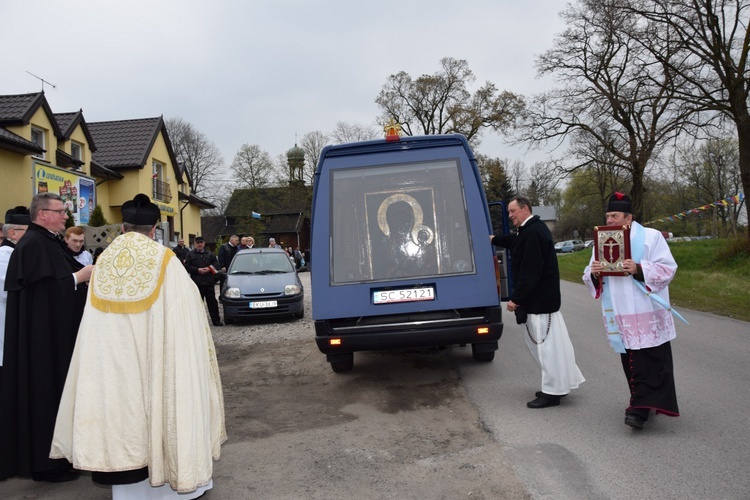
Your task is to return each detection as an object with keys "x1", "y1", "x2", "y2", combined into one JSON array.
[{"x1": 51, "y1": 232, "x2": 226, "y2": 493}]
